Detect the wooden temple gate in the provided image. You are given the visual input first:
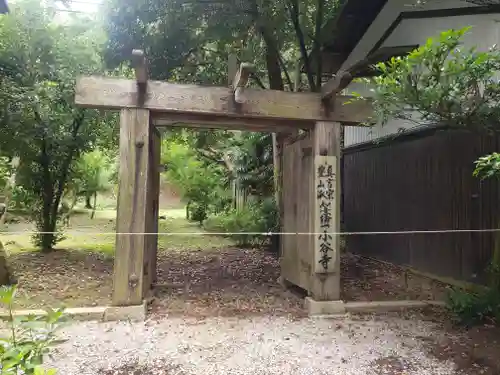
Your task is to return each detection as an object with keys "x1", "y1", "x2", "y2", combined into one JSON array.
[{"x1": 73, "y1": 52, "x2": 370, "y2": 308}]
